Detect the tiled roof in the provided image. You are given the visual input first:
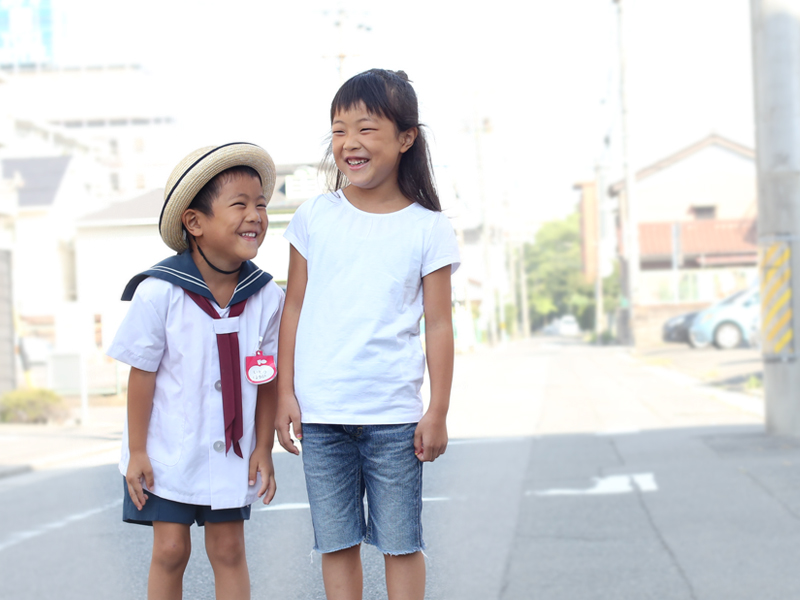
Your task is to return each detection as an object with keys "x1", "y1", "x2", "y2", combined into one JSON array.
[
  {"x1": 78, "y1": 164, "x2": 320, "y2": 225},
  {"x1": 640, "y1": 219, "x2": 757, "y2": 258},
  {"x1": 2, "y1": 156, "x2": 71, "y2": 207},
  {"x1": 78, "y1": 189, "x2": 164, "y2": 225}
]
